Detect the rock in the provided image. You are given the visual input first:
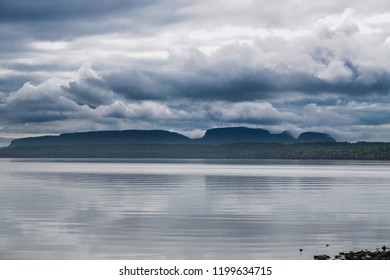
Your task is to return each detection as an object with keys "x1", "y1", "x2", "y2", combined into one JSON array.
[{"x1": 314, "y1": 254, "x2": 330, "y2": 260}]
